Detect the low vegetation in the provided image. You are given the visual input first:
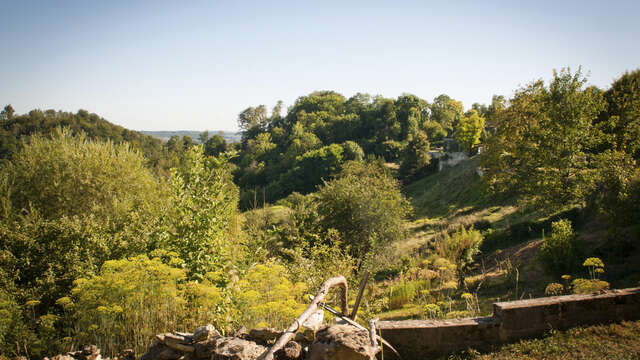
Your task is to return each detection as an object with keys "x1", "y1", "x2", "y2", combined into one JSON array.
[{"x1": 449, "y1": 320, "x2": 640, "y2": 360}]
